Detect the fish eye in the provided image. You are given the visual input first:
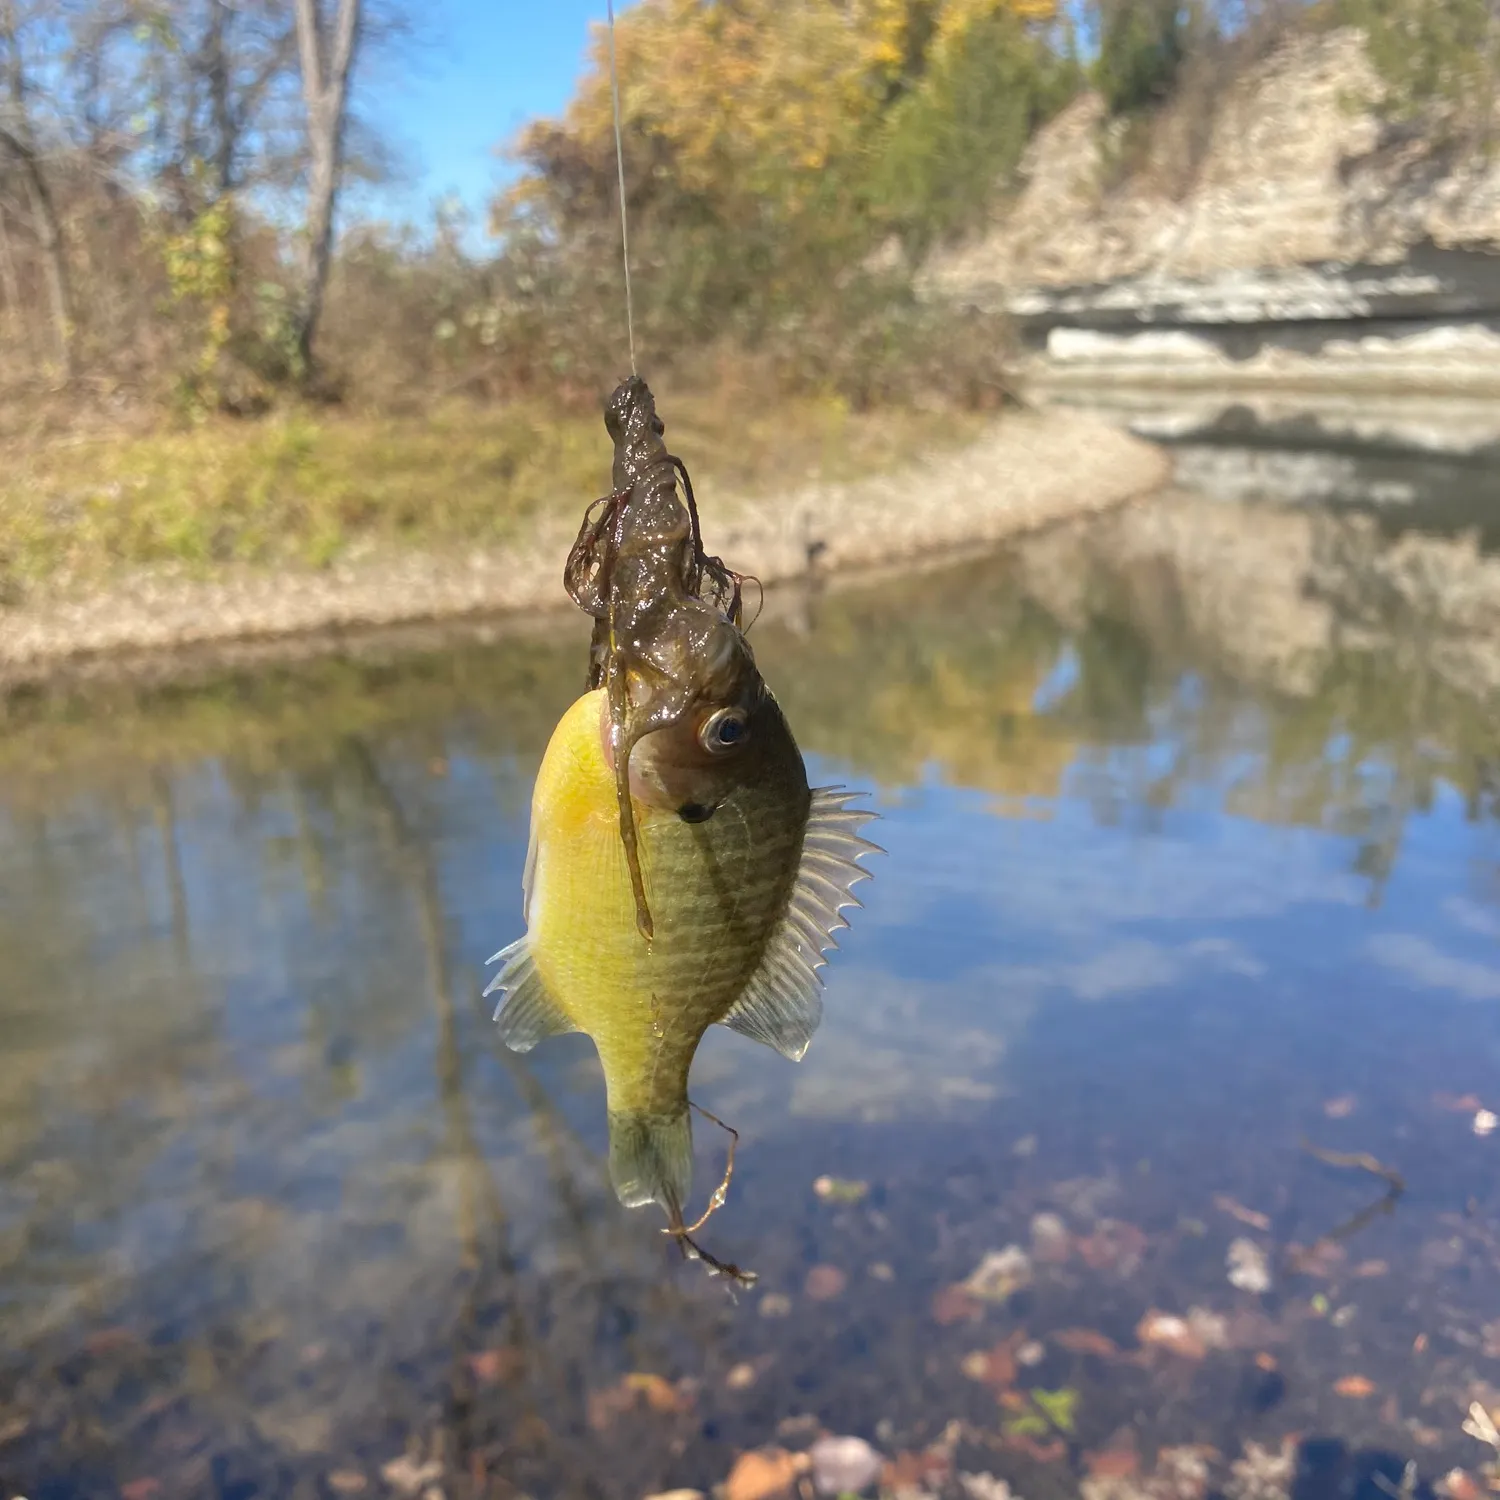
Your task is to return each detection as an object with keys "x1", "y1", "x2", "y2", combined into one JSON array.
[{"x1": 699, "y1": 707, "x2": 749, "y2": 754}]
